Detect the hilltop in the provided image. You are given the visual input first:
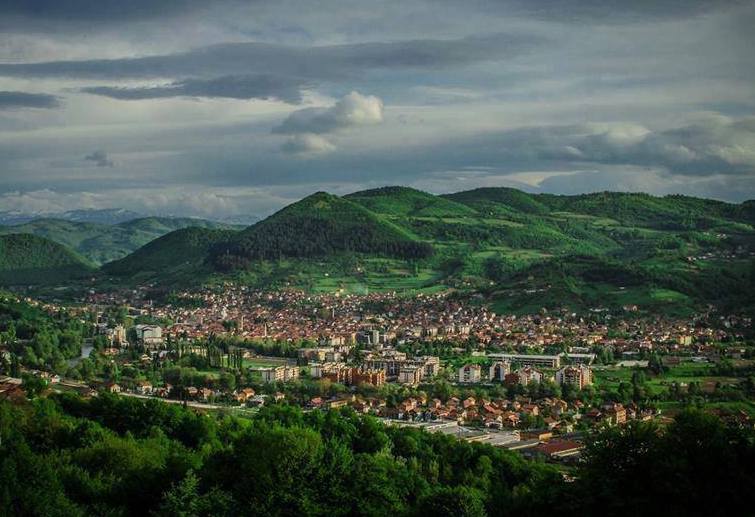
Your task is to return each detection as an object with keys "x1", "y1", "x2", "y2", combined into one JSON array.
[
  {"x1": 345, "y1": 186, "x2": 477, "y2": 217},
  {"x1": 0, "y1": 234, "x2": 95, "y2": 284},
  {"x1": 0, "y1": 216, "x2": 239, "y2": 265},
  {"x1": 19, "y1": 186, "x2": 754, "y2": 314},
  {"x1": 209, "y1": 192, "x2": 433, "y2": 271}
]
